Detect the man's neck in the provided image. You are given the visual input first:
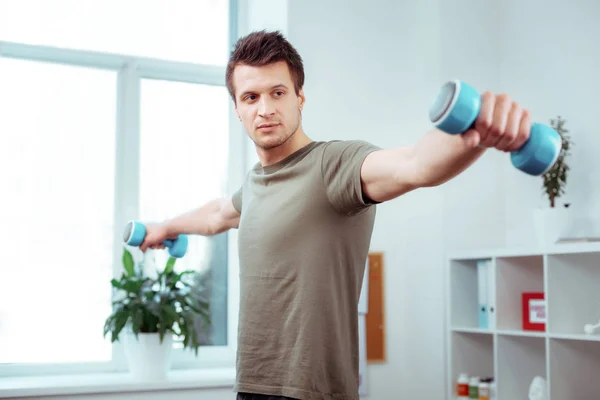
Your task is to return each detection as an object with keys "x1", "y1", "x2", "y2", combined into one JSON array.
[{"x1": 257, "y1": 130, "x2": 313, "y2": 167}]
